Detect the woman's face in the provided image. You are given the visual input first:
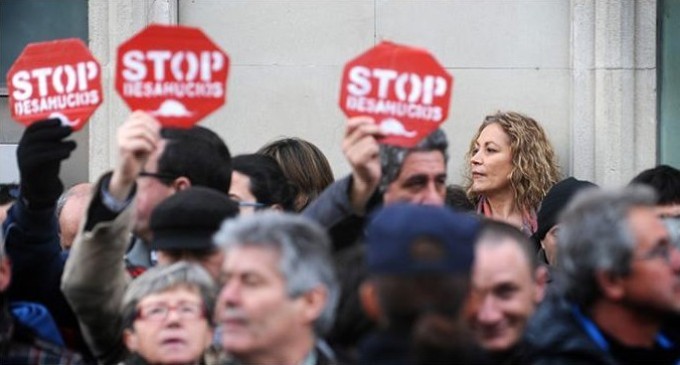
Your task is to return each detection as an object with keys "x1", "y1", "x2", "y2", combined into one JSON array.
[
  {"x1": 470, "y1": 123, "x2": 514, "y2": 196},
  {"x1": 124, "y1": 287, "x2": 213, "y2": 364}
]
